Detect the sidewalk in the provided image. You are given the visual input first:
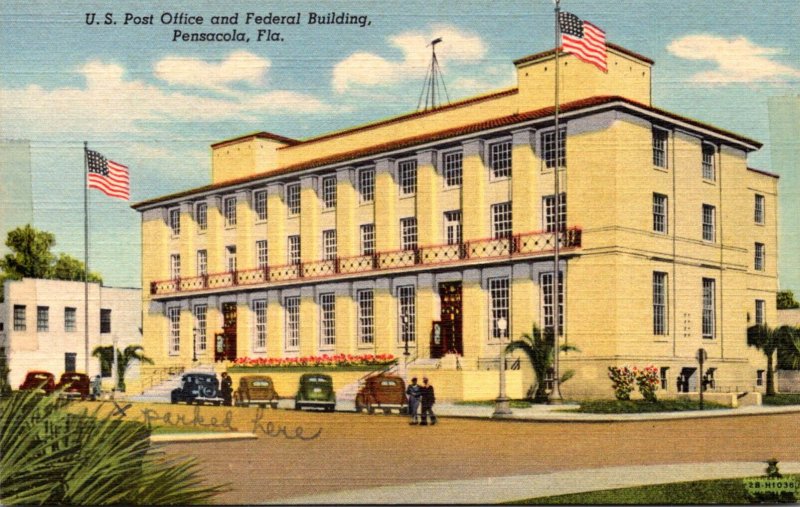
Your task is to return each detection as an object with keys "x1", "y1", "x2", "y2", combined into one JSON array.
[{"x1": 276, "y1": 461, "x2": 800, "y2": 504}]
